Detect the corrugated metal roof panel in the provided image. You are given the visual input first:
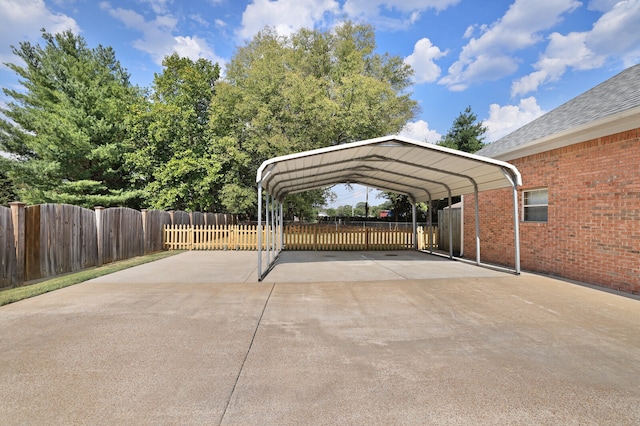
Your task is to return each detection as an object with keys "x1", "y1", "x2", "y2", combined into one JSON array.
[{"x1": 257, "y1": 135, "x2": 521, "y2": 202}]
